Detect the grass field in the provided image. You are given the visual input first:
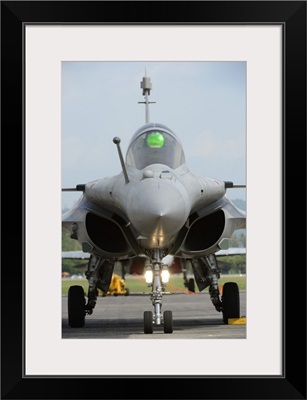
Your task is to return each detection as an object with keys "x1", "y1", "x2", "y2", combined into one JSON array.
[{"x1": 62, "y1": 274, "x2": 246, "y2": 295}]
